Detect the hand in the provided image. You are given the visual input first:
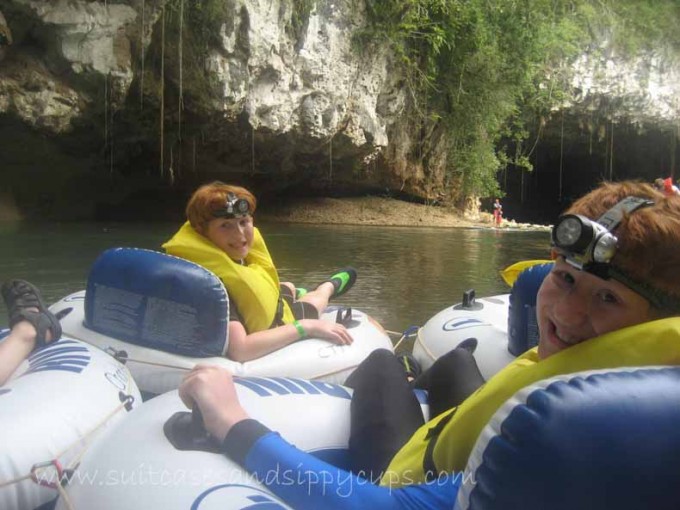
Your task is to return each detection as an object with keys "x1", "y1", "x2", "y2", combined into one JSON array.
[
  {"x1": 302, "y1": 319, "x2": 354, "y2": 345},
  {"x1": 178, "y1": 365, "x2": 250, "y2": 442}
]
